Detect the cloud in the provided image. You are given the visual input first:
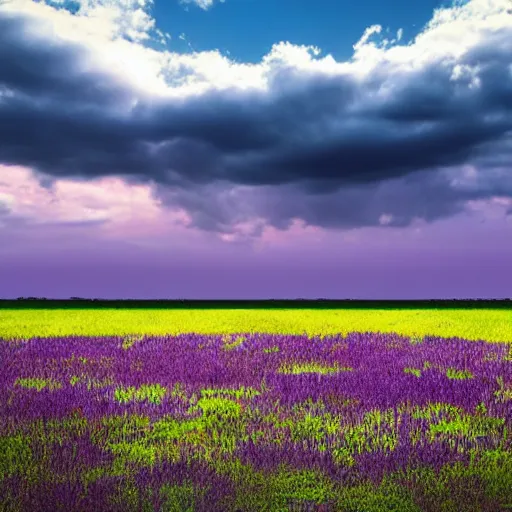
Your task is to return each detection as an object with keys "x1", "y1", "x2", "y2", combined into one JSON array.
[
  {"x1": 0, "y1": 195, "x2": 11, "y2": 221},
  {"x1": 179, "y1": 0, "x2": 226, "y2": 10},
  {"x1": 353, "y1": 24, "x2": 382, "y2": 52},
  {"x1": 0, "y1": 0, "x2": 511, "y2": 238}
]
